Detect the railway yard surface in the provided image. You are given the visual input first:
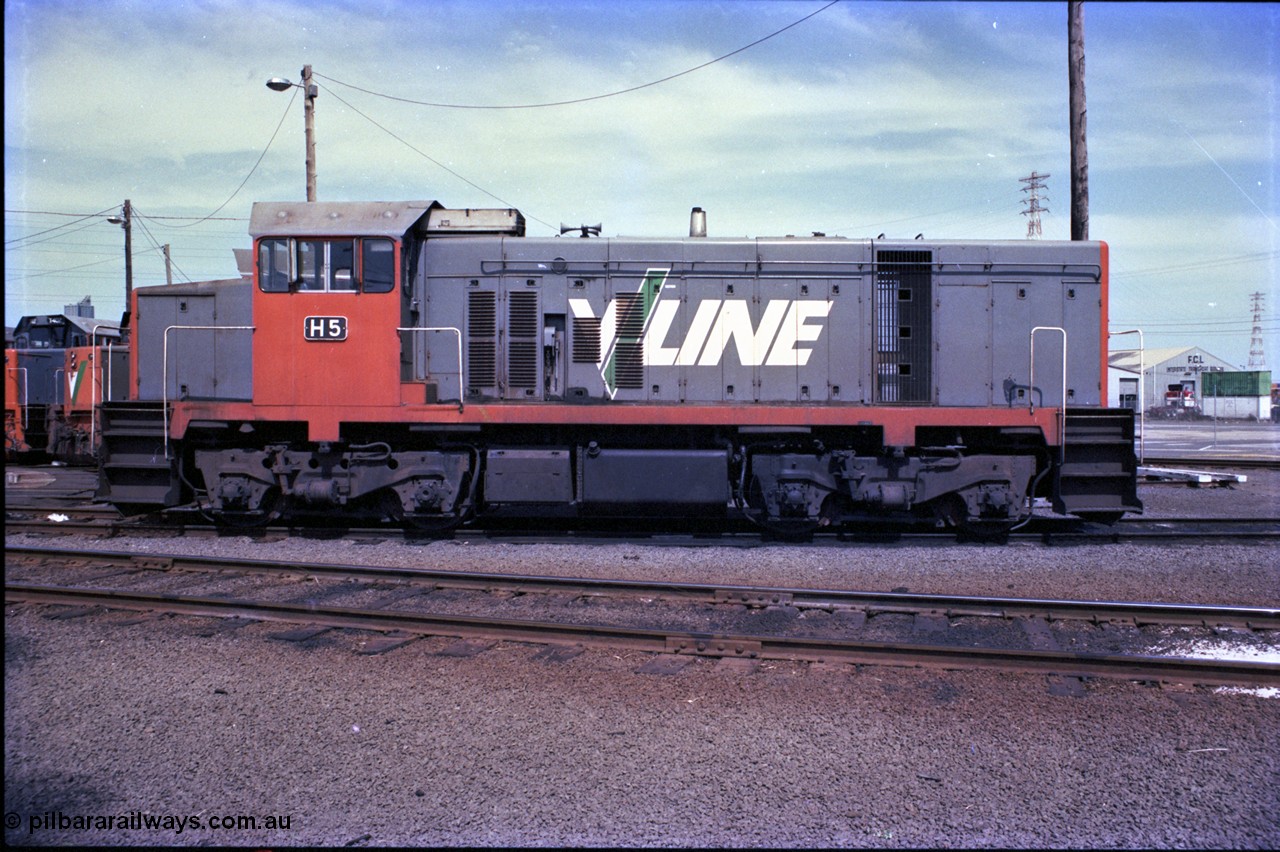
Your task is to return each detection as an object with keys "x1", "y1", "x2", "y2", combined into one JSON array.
[{"x1": 5, "y1": 425, "x2": 1279, "y2": 847}]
